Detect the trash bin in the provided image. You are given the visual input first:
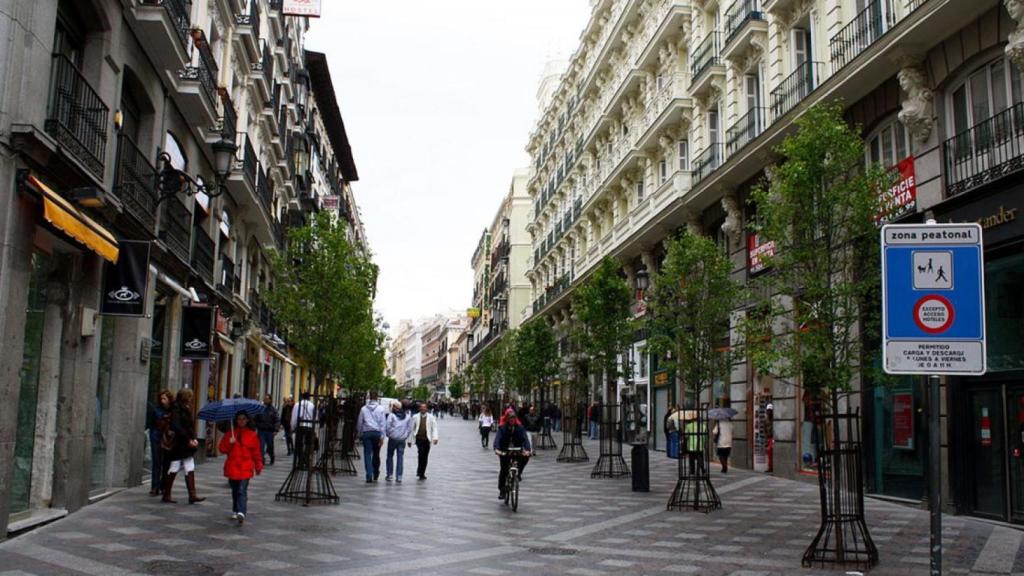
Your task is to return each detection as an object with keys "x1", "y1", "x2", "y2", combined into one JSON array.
[{"x1": 631, "y1": 443, "x2": 650, "y2": 492}]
